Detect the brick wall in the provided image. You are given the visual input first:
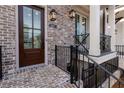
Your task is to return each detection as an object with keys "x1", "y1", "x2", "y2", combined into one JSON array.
[
  {"x1": 47, "y1": 5, "x2": 75, "y2": 64},
  {"x1": 0, "y1": 5, "x2": 75, "y2": 78},
  {"x1": 0, "y1": 6, "x2": 16, "y2": 78}
]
